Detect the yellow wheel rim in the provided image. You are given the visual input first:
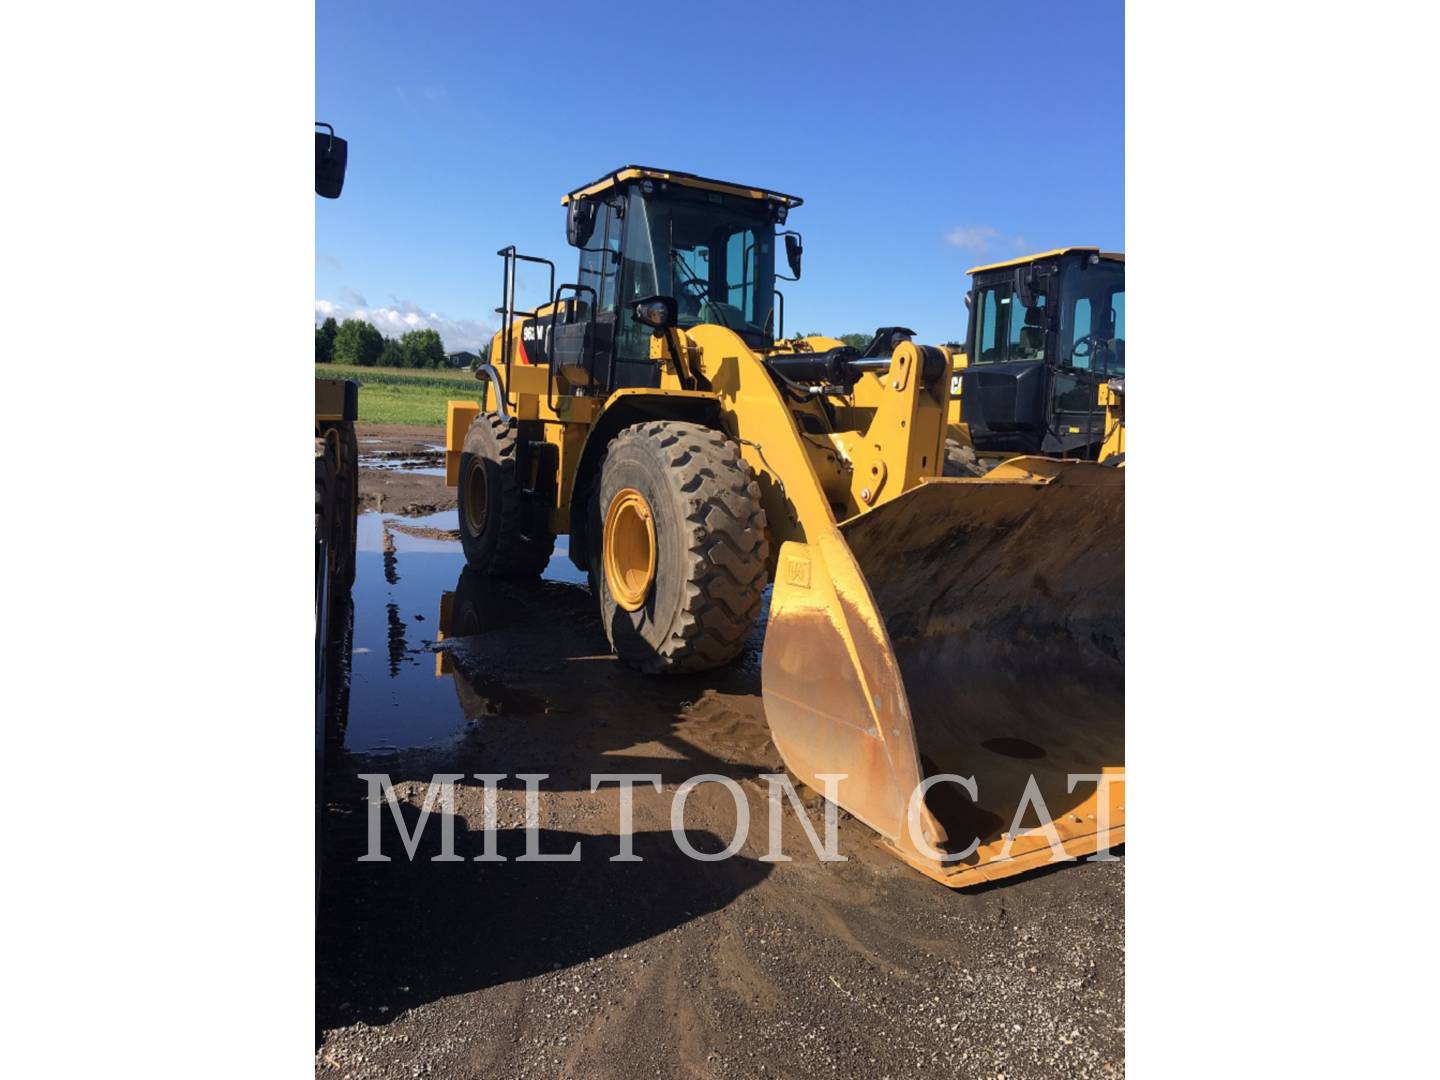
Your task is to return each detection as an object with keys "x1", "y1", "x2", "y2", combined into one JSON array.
[
  {"x1": 463, "y1": 457, "x2": 489, "y2": 535},
  {"x1": 603, "y1": 488, "x2": 657, "y2": 611}
]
